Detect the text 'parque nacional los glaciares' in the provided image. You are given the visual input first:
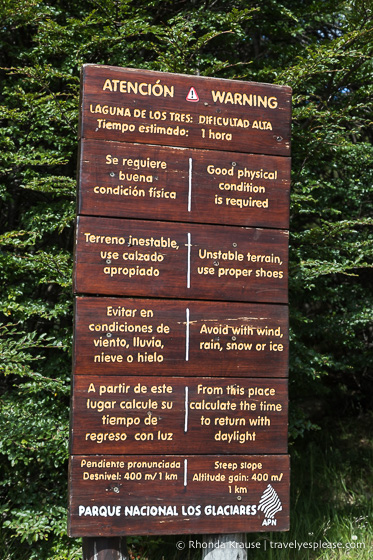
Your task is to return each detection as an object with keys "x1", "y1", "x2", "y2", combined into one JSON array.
[{"x1": 69, "y1": 64, "x2": 291, "y2": 537}]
